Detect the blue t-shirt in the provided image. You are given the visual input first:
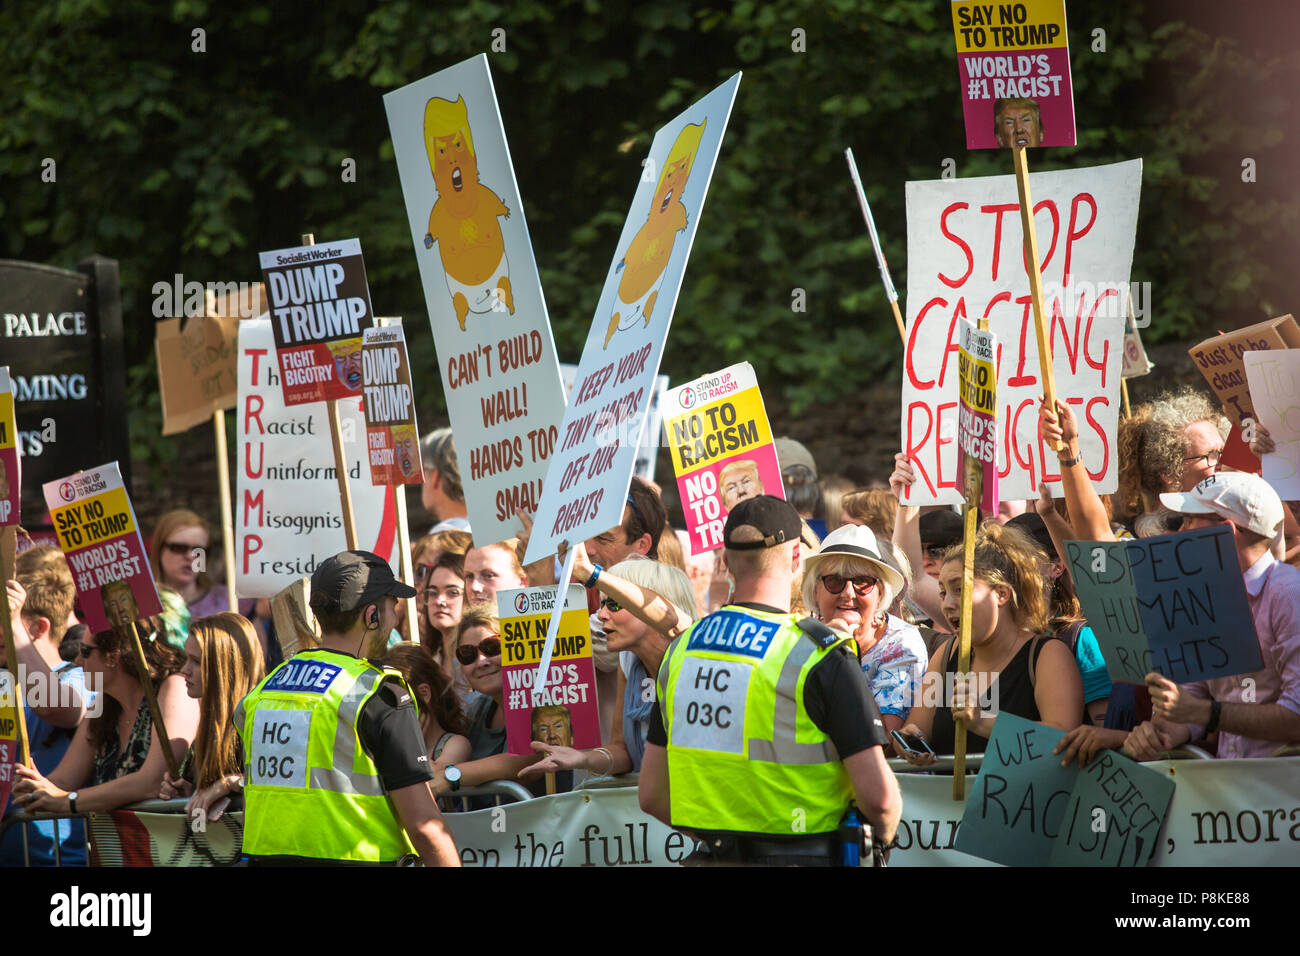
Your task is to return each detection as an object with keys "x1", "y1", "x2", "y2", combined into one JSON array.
[
  {"x1": 1074, "y1": 625, "x2": 1114, "y2": 706},
  {"x1": 1, "y1": 663, "x2": 99, "y2": 867}
]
